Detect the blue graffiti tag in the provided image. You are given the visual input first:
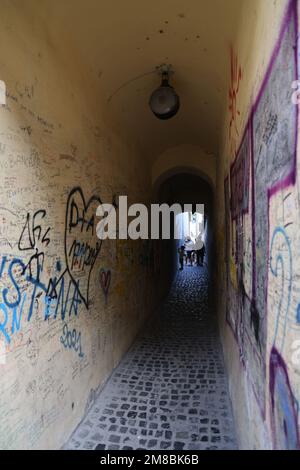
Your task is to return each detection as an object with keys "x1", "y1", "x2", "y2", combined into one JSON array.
[
  {"x1": 60, "y1": 322, "x2": 84, "y2": 358},
  {"x1": 270, "y1": 226, "x2": 292, "y2": 352},
  {"x1": 0, "y1": 254, "x2": 82, "y2": 345}
]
